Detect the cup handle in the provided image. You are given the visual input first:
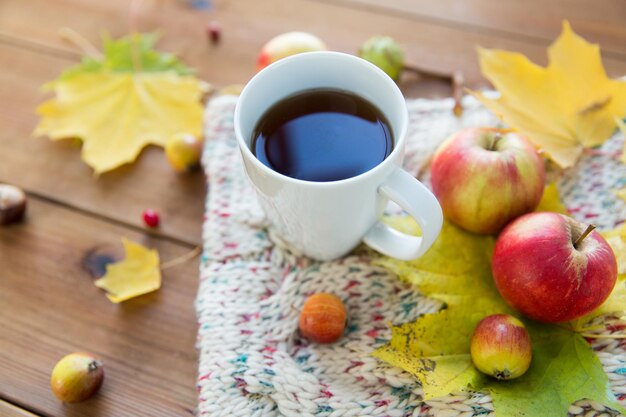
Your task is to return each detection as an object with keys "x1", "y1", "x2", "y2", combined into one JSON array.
[{"x1": 363, "y1": 167, "x2": 443, "y2": 260}]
